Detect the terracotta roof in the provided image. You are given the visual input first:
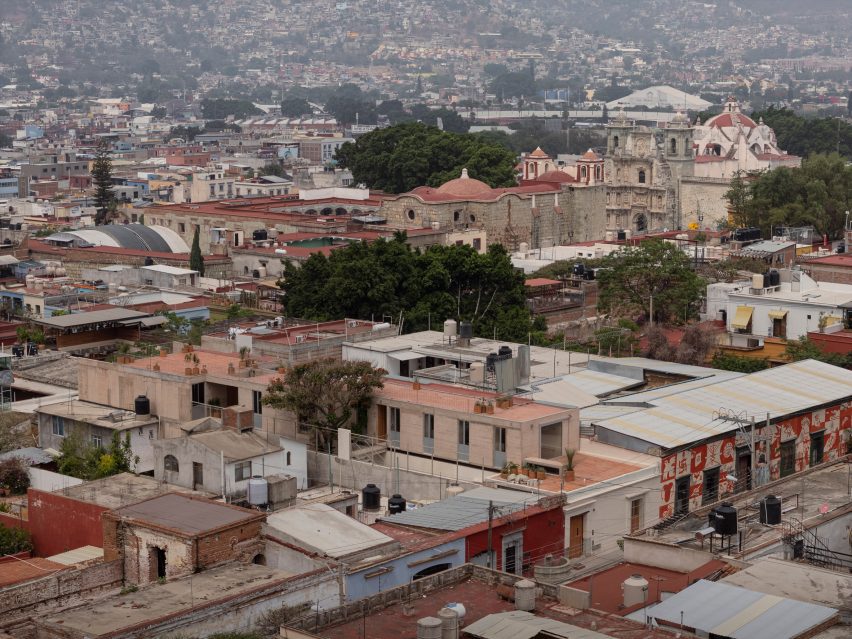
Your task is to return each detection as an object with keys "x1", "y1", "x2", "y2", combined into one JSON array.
[
  {"x1": 525, "y1": 277, "x2": 561, "y2": 287},
  {"x1": 580, "y1": 148, "x2": 600, "y2": 160},
  {"x1": 528, "y1": 146, "x2": 550, "y2": 159},
  {"x1": 705, "y1": 111, "x2": 757, "y2": 130},
  {"x1": 536, "y1": 170, "x2": 577, "y2": 183},
  {"x1": 0, "y1": 557, "x2": 64, "y2": 587},
  {"x1": 435, "y1": 168, "x2": 493, "y2": 198}
]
